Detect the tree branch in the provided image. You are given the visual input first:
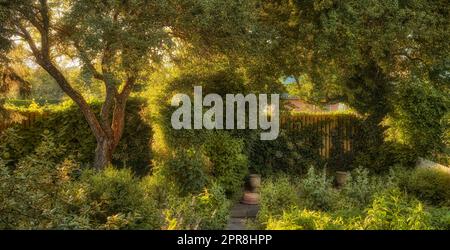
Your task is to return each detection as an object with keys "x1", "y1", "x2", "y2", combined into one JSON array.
[
  {"x1": 14, "y1": 2, "x2": 106, "y2": 141},
  {"x1": 38, "y1": 0, "x2": 50, "y2": 59},
  {"x1": 98, "y1": 42, "x2": 119, "y2": 136},
  {"x1": 111, "y1": 76, "x2": 136, "y2": 147},
  {"x1": 118, "y1": 76, "x2": 136, "y2": 102},
  {"x1": 15, "y1": 23, "x2": 42, "y2": 60},
  {"x1": 73, "y1": 42, "x2": 105, "y2": 81}
]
